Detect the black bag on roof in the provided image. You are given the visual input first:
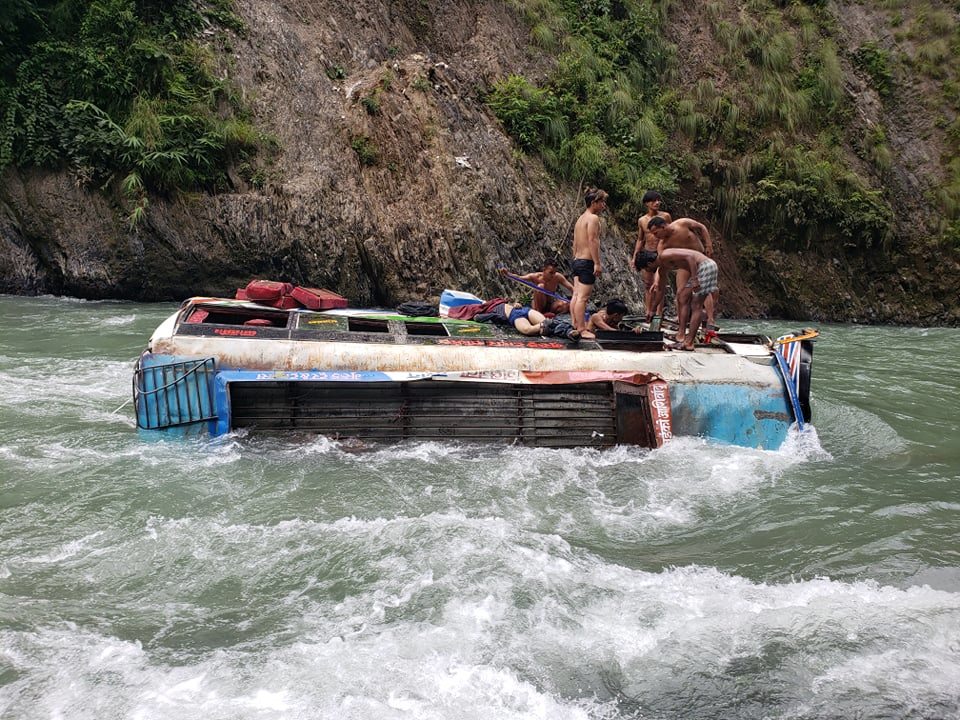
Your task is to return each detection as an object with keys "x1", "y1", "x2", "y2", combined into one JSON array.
[{"x1": 396, "y1": 301, "x2": 439, "y2": 317}]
